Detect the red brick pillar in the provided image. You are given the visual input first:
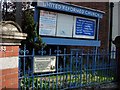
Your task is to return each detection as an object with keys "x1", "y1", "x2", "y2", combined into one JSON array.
[
  {"x1": 0, "y1": 21, "x2": 27, "y2": 89},
  {"x1": 0, "y1": 46, "x2": 19, "y2": 89}
]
